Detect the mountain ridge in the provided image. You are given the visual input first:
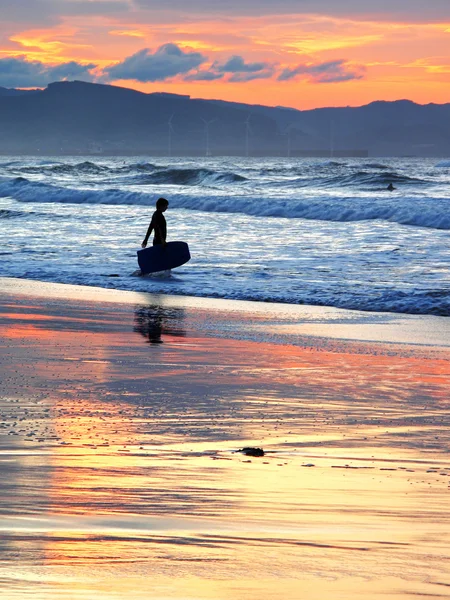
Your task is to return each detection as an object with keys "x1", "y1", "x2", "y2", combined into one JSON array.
[{"x1": 0, "y1": 80, "x2": 448, "y2": 156}]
